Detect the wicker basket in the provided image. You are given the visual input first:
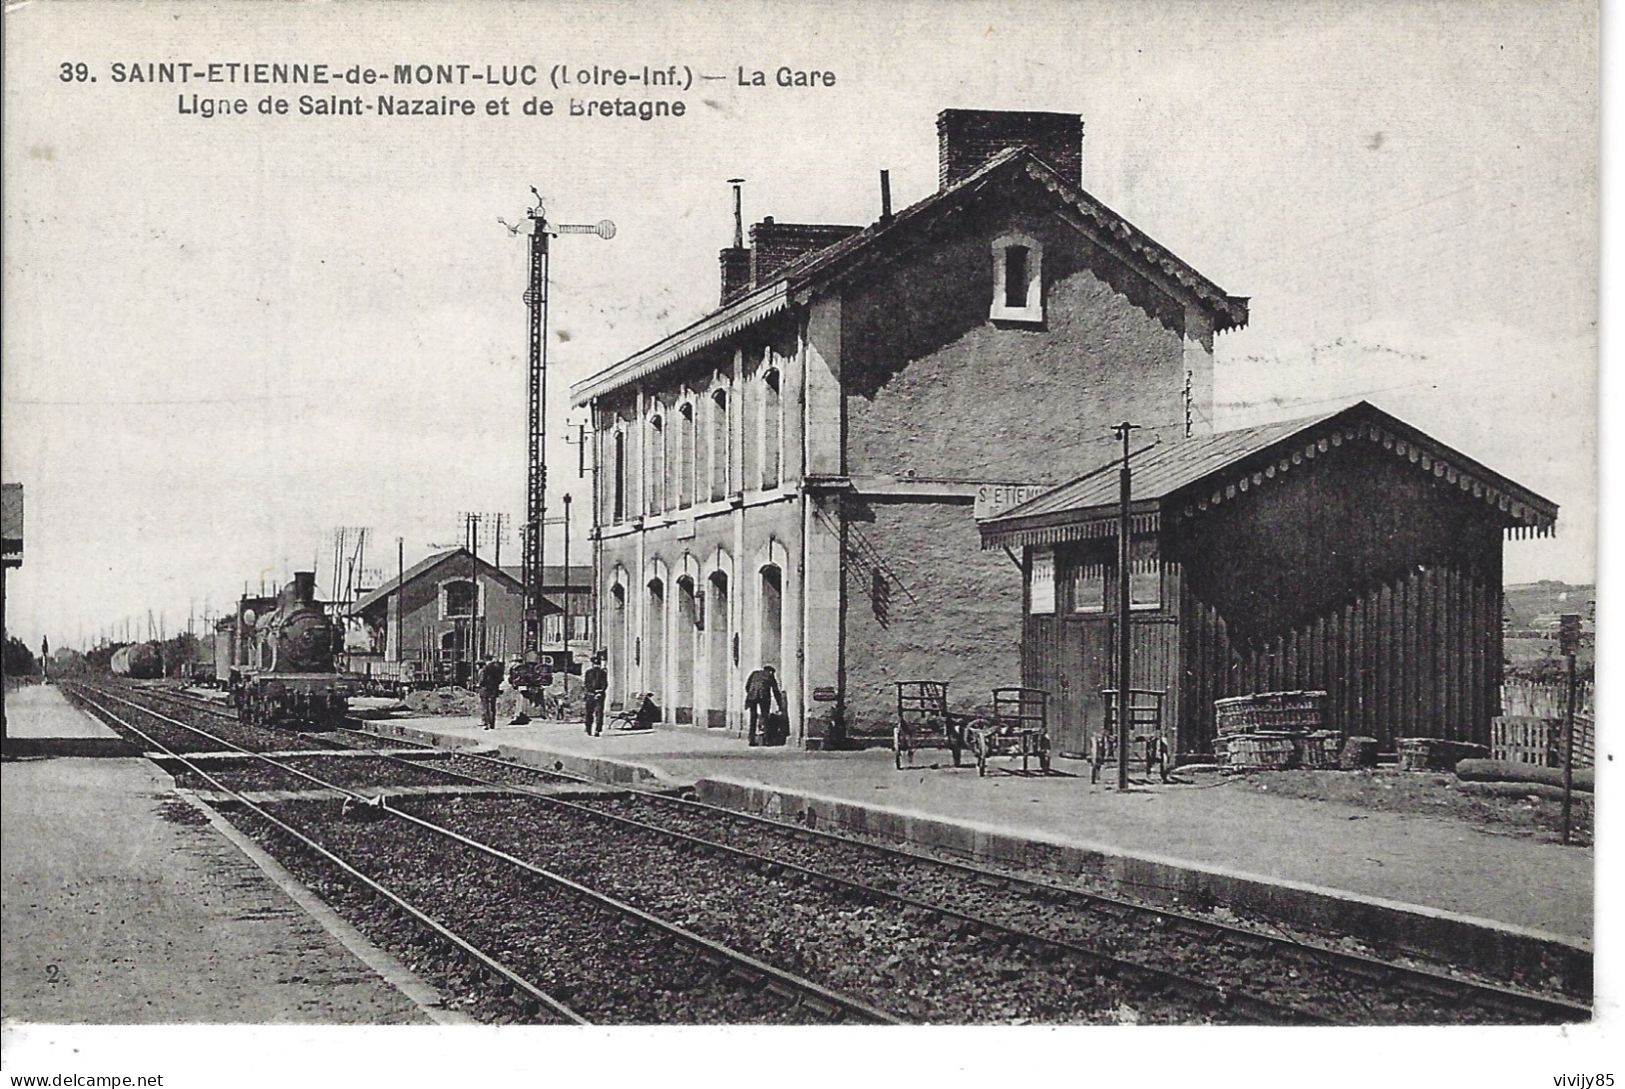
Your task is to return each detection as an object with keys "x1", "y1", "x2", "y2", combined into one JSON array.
[
  {"x1": 1299, "y1": 730, "x2": 1343, "y2": 770},
  {"x1": 1228, "y1": 733, "x2": 1299, "y2": 770},
  {"x1": 1214, "y1": 691, "x2": 1329, "y2": 736}
]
